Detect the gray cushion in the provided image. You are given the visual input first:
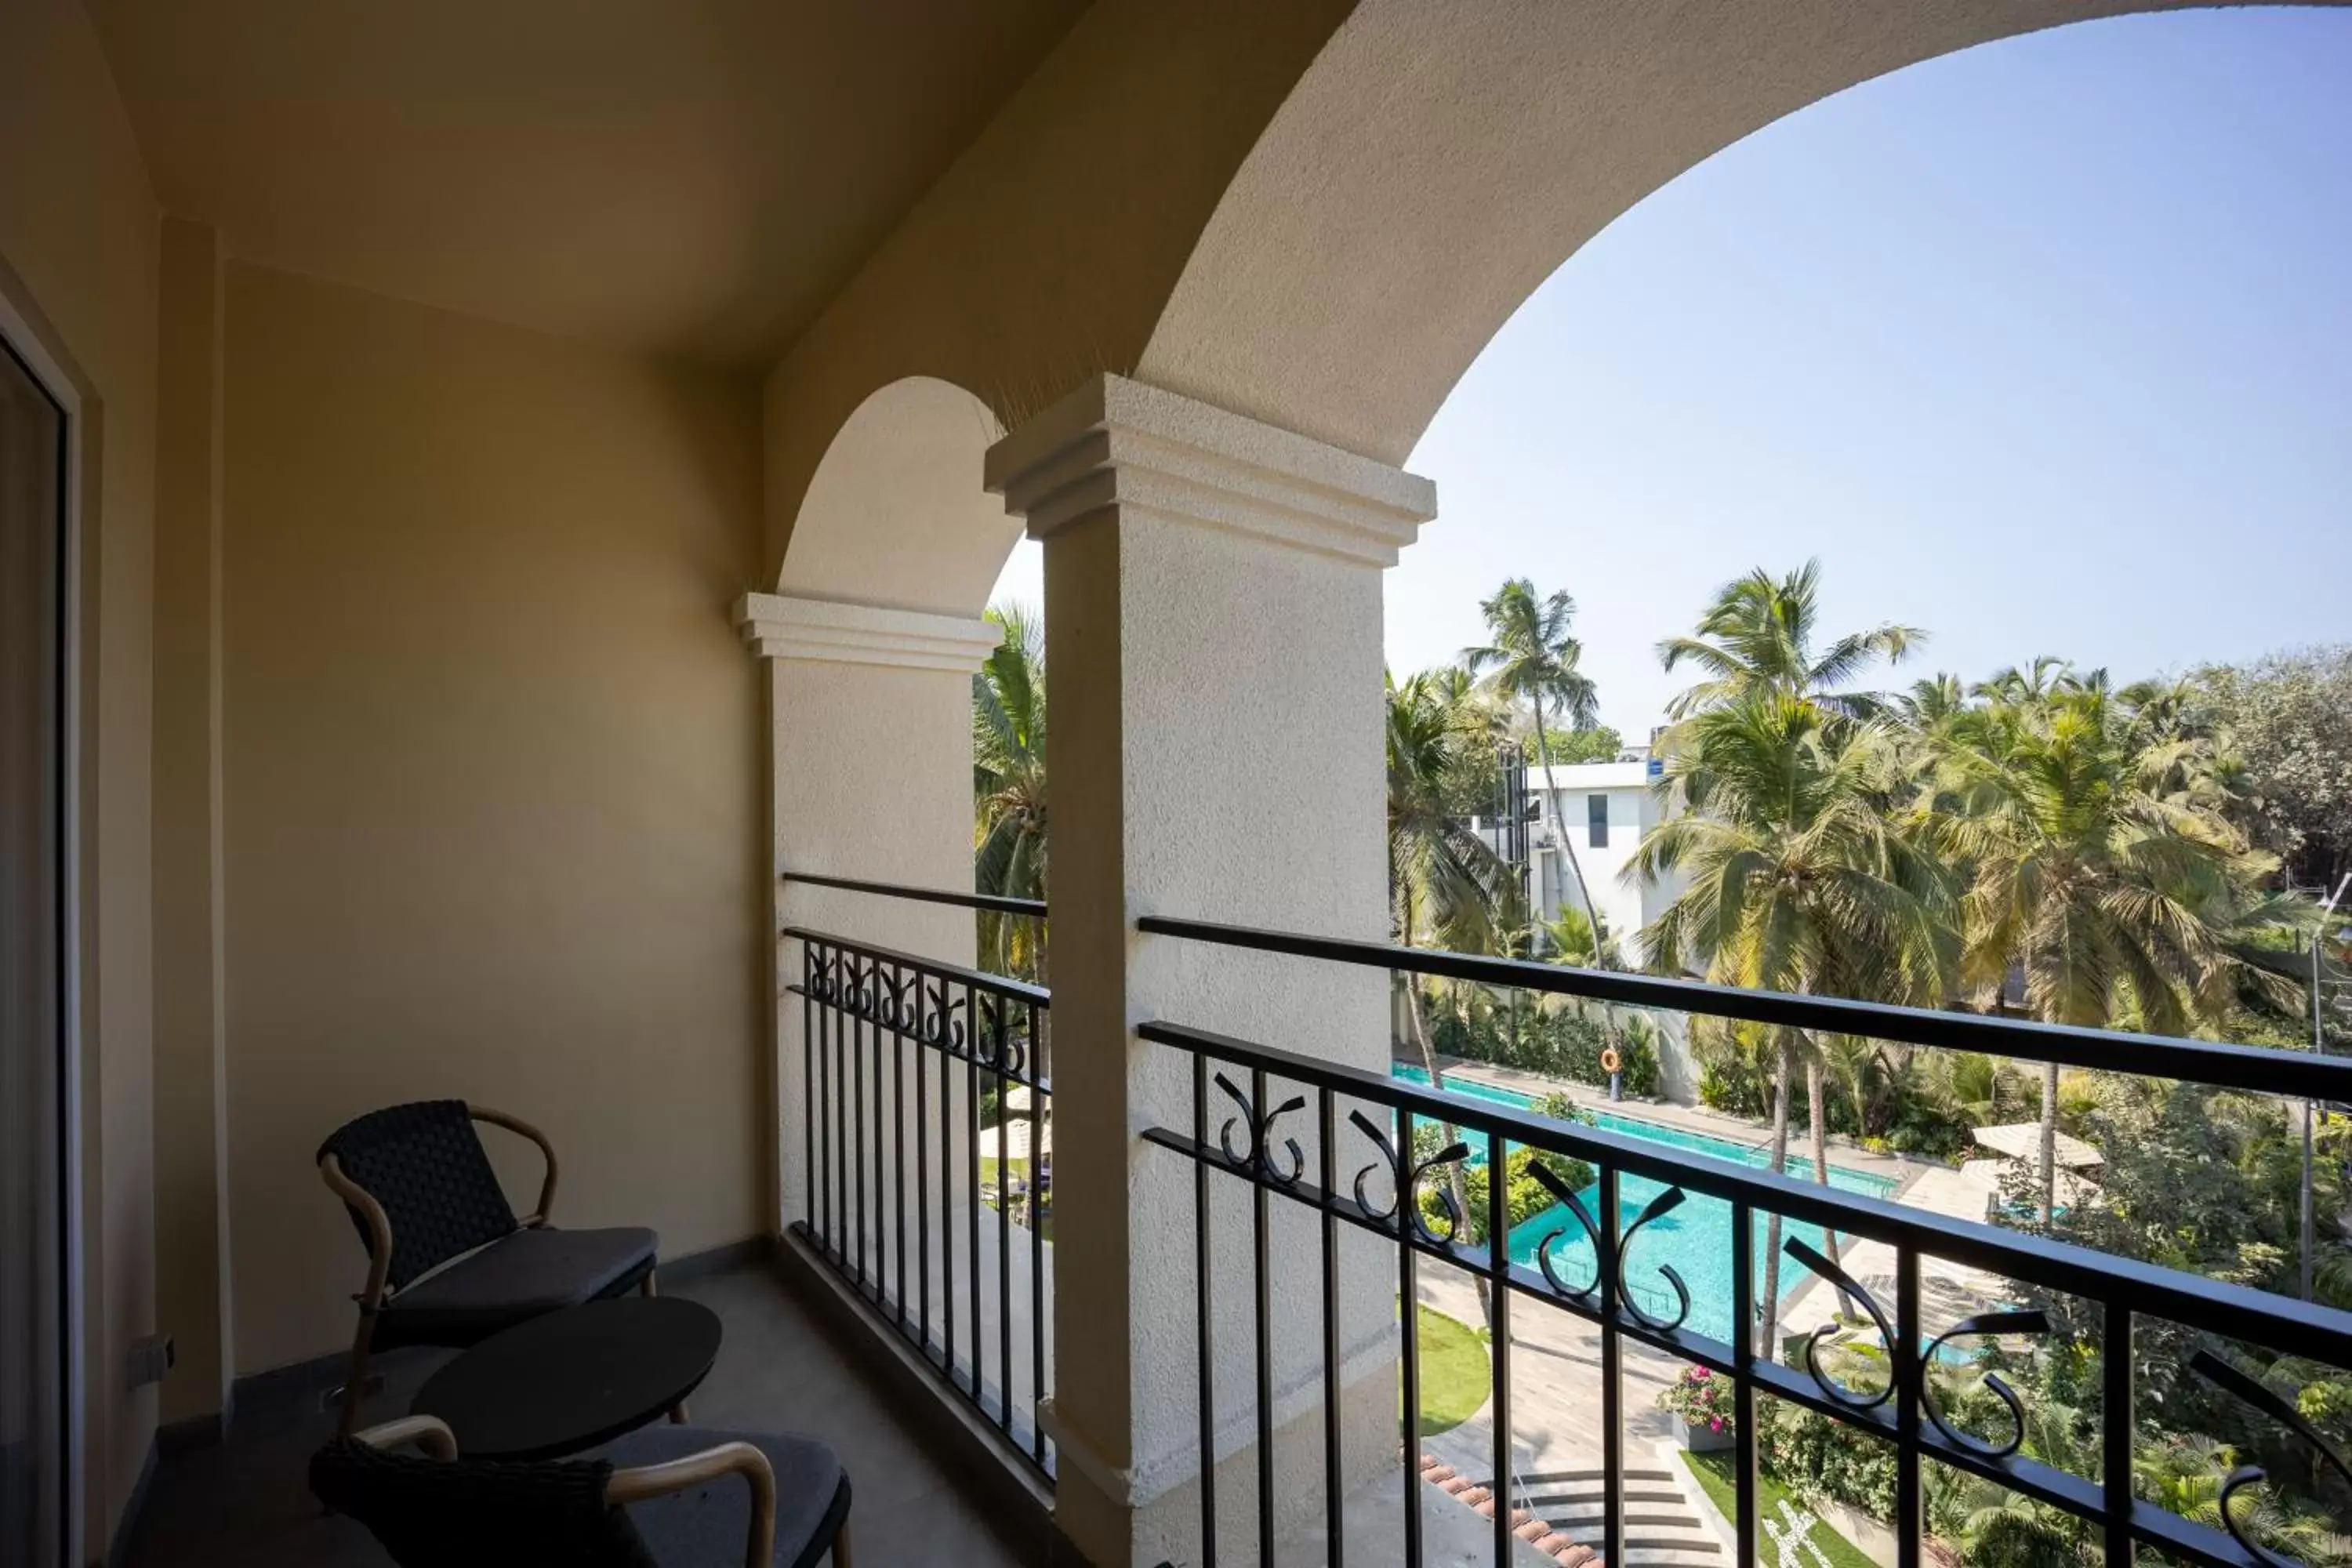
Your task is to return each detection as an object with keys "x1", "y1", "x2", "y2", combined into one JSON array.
[
  {"x1": 379, "y1": 1225, "x2": 658, "y2": 1344},
  {"x1": 606, "y1": 1426, "x2": 850, "y2": 1568}
]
